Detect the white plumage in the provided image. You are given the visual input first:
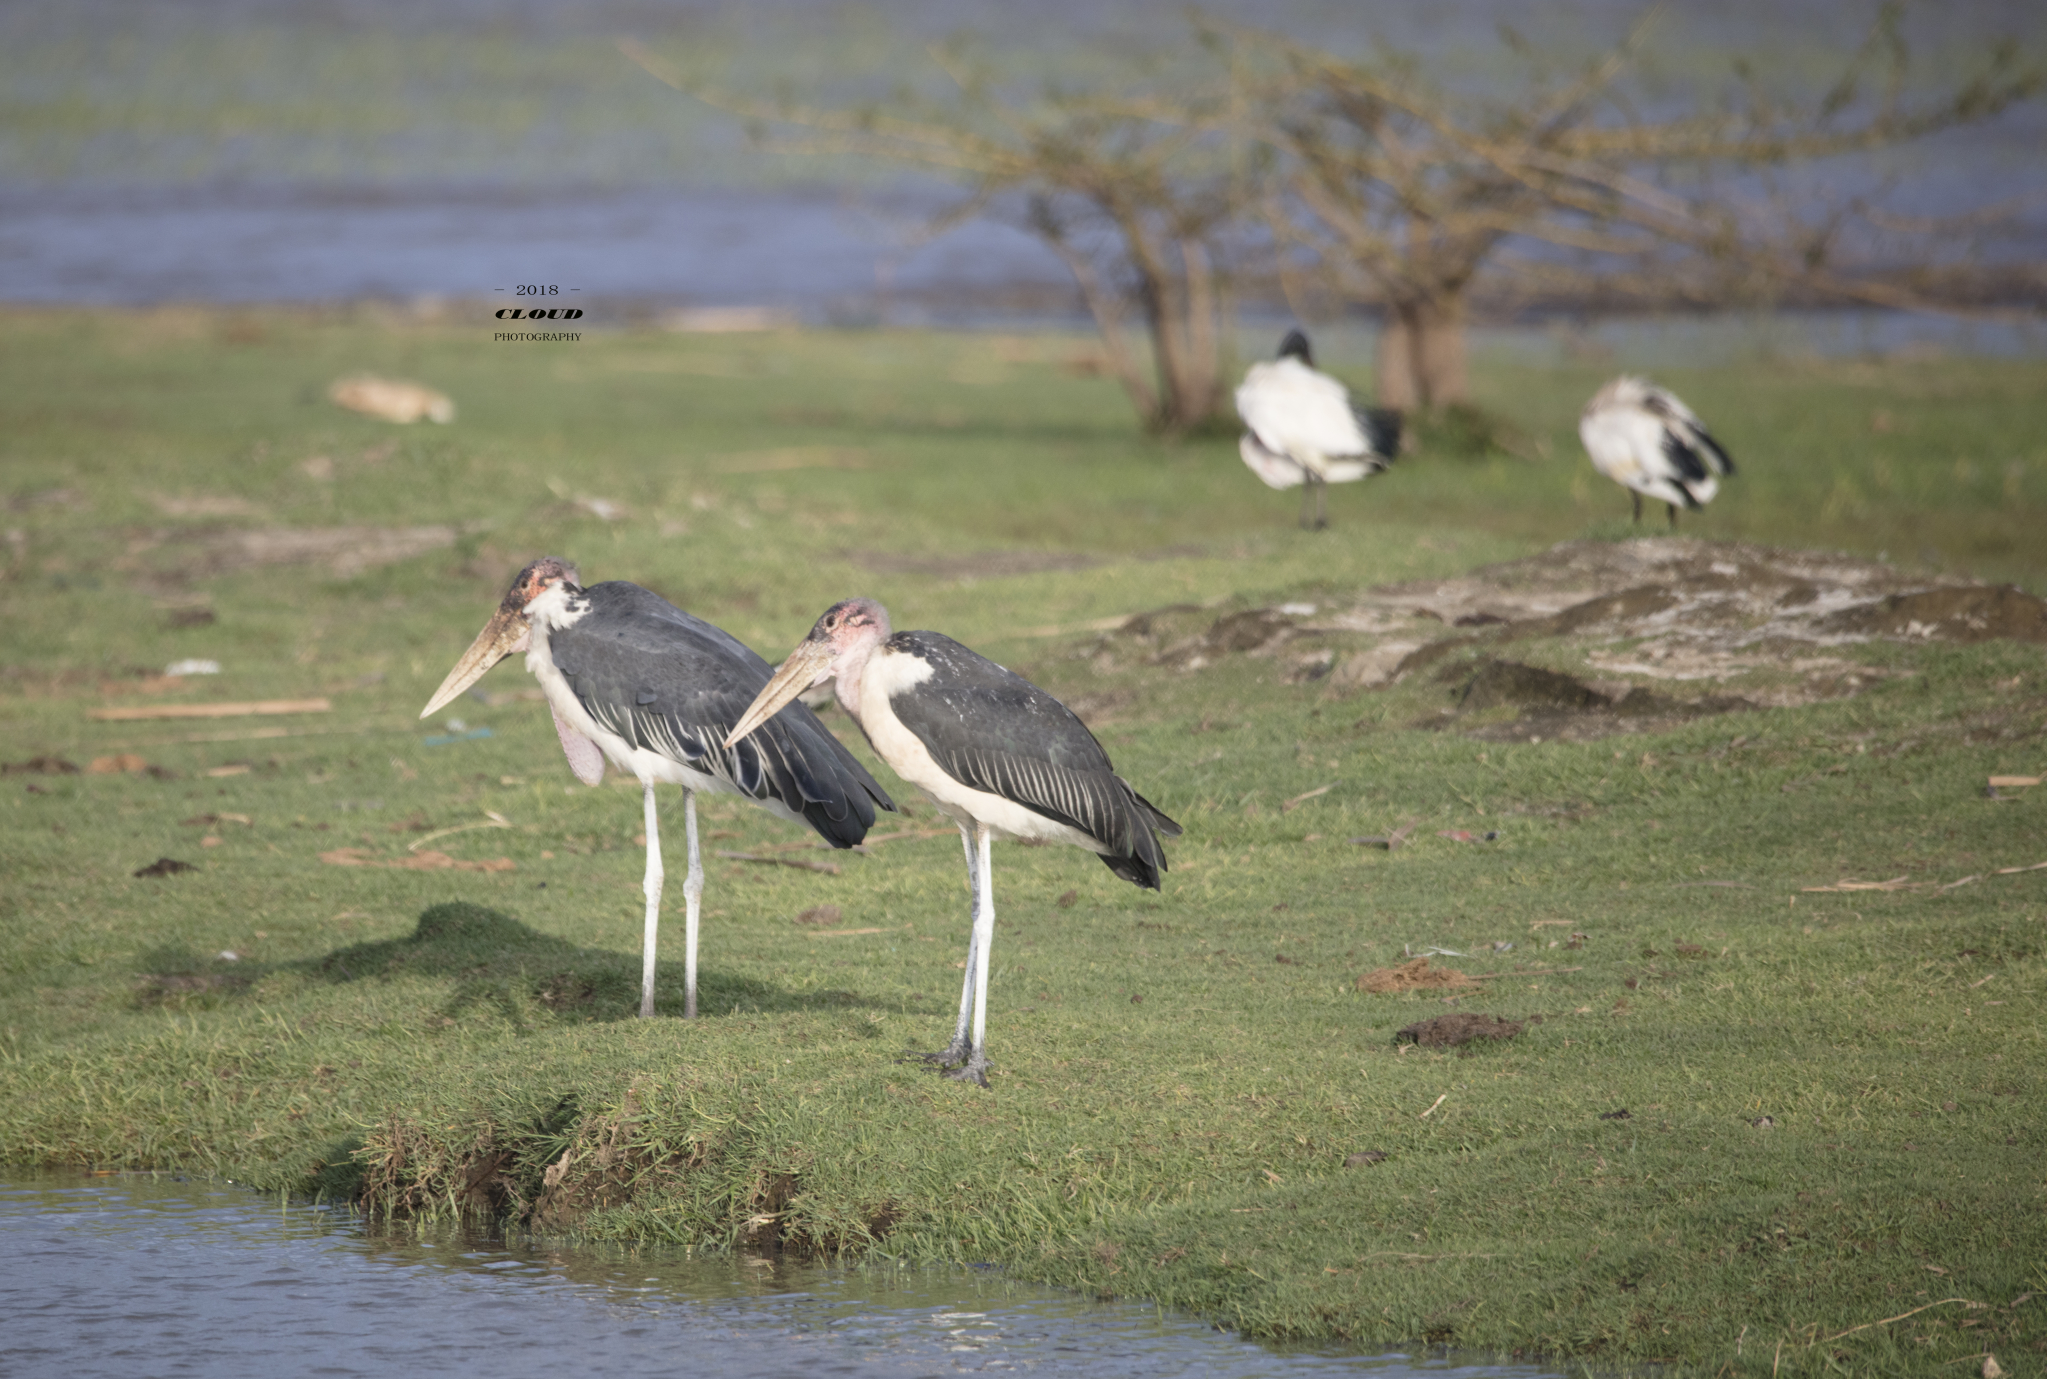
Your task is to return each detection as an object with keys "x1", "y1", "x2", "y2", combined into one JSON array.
[
  {"x1": 1235, "y1": 329, "x2": 1400, "y2": 529},
  {"x1": 1579, "y1": 376, "x2": 1736, "y2": 527}
]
